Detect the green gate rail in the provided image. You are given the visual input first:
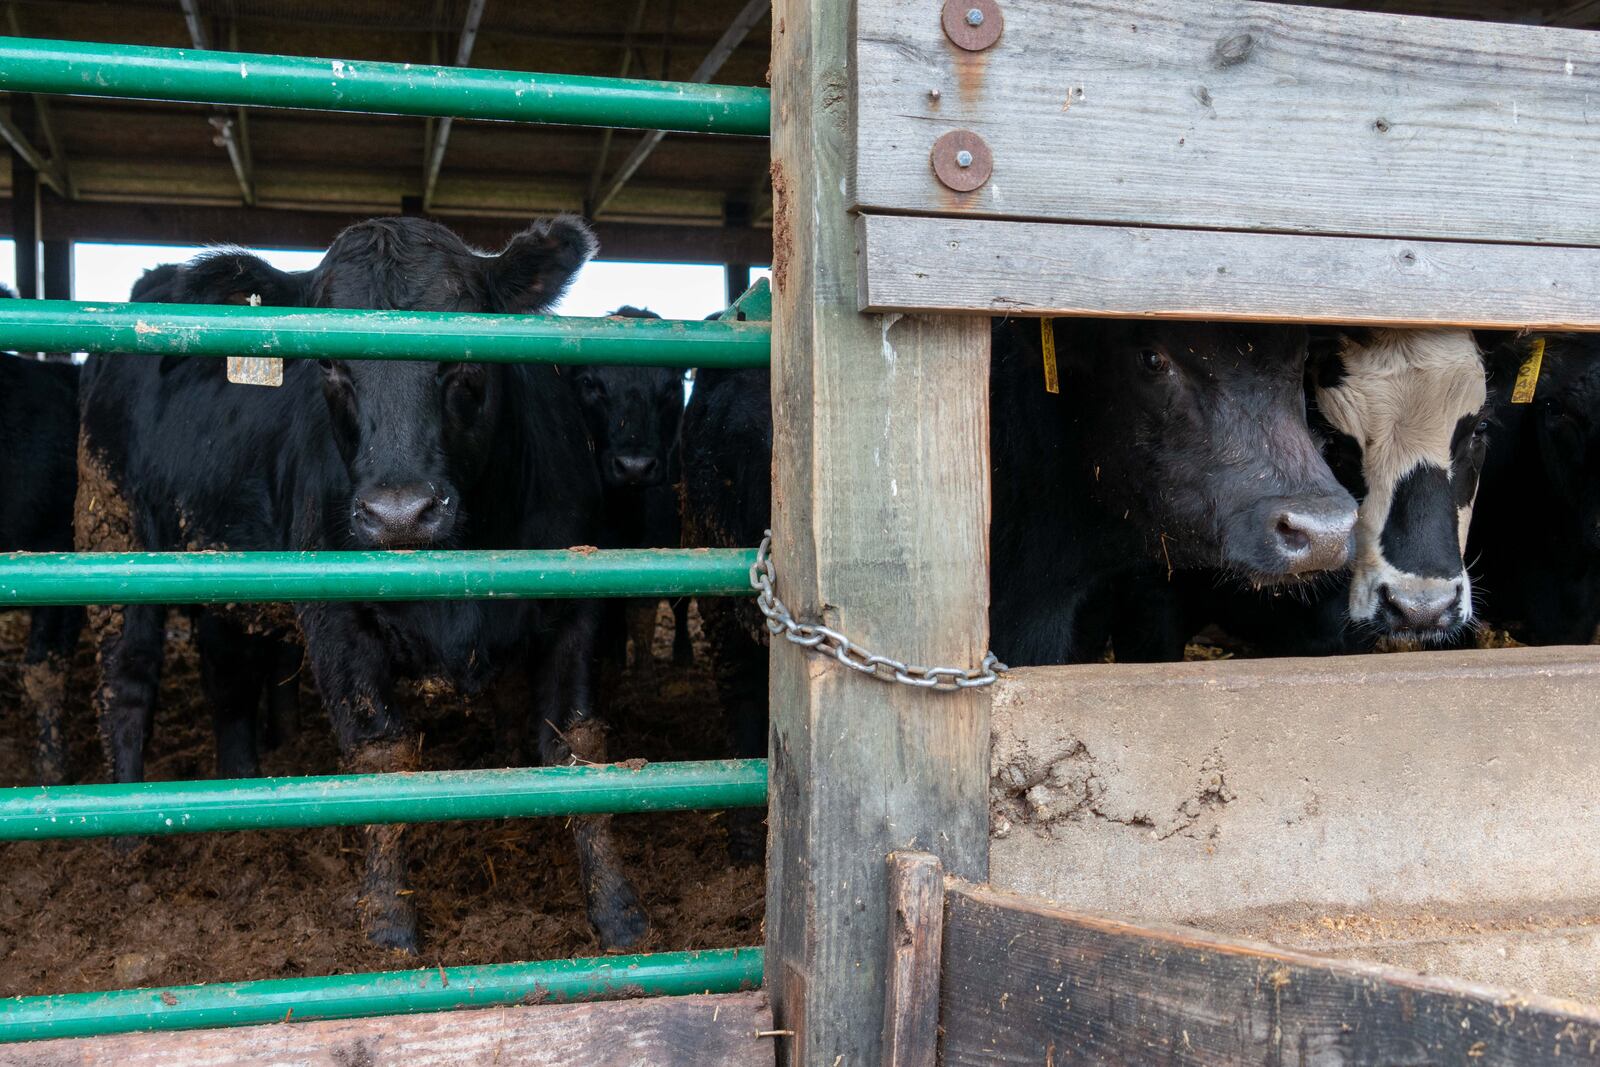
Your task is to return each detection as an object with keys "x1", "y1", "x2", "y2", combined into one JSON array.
[
  {"x1": 0, "y1": 37, "x2": 771, "y2": 135},
  {"x1": 0, "y1": 948, "x2": 764, "y2": 1043},
  {"x1": 0, "y1": 301, "x2": 771, "y2": 367},
  {"x1": 0, "y1": 760, "x2": 768, "y2": 840},
  {"x1": 0, "y1": 548, "x2": 757, "y2": 606}
]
